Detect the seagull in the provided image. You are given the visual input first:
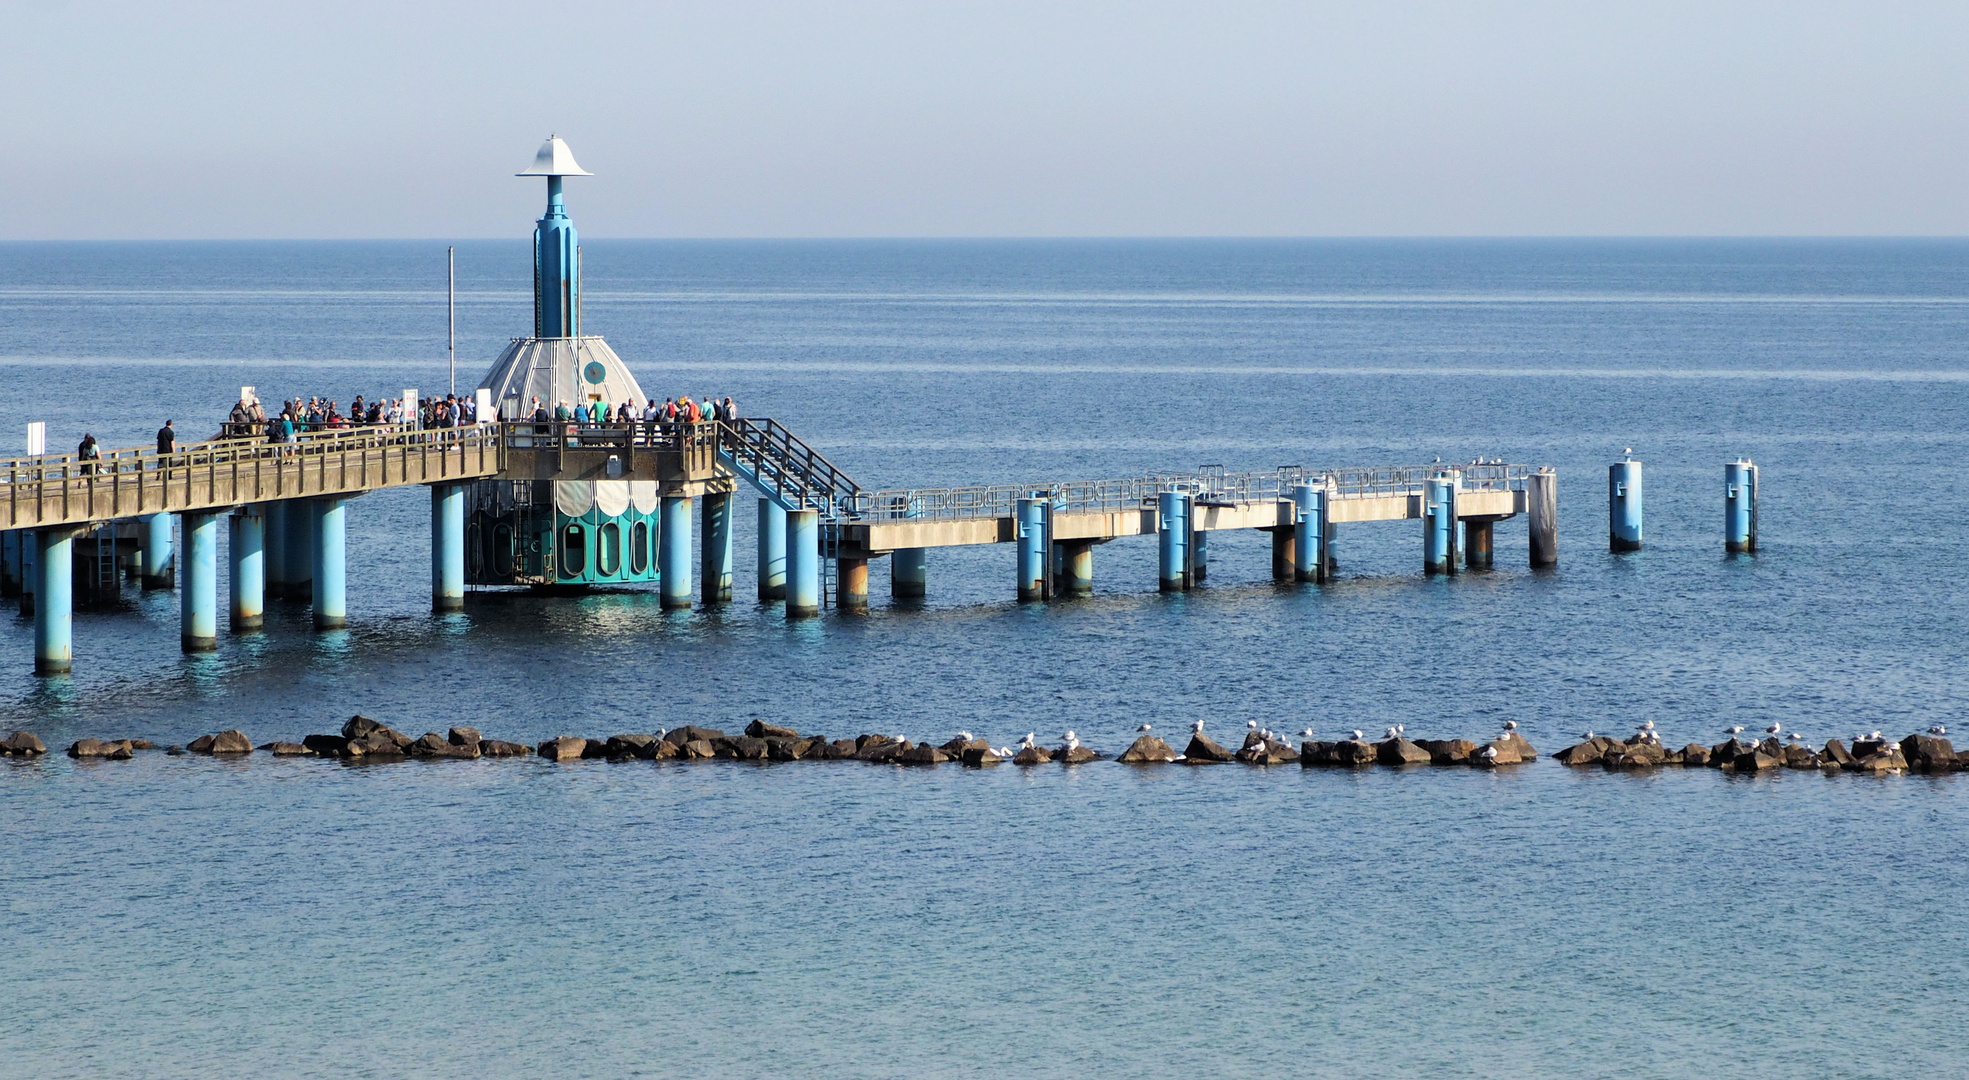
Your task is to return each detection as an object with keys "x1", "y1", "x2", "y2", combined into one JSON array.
[
  {"x1": 1385, "y1": 726, "x2": 1399, "y2": 740},
  {"x1": 1395, "y1": 724, "x2": 1406, "y2": 736},
  {"x1": 1191, "y1": 719, "x2": 1205, "y2": 735},
  {"x1": 957, "y1": 730, "x2": 974, "y2": 742},
  {"x1": 1060, "y1": 731, "x2": 1081, "y2": 751},
  {"x1": 1765, "y1": 722, "x2": 1781, "y2": 735},
  {"x1": 1480, "y1": 746, "x2": 1499, "y2": 760},
  {"x1": 1869, "y1": 730, "x2": 1883, "y2": 741},
  {"x1": 1247, "y1": 721, "x2": 1259, "y2": 730},
  {"x1": 1929, "y1": 725, "x2": 1948, "y2": 736},
  {"x1": 1581, "y1": 729, "x2": 1595, "y2": 740},
  {"x1": 1639, "y1": 720, "x2": 1656, "y2": 732},
  {"x1": 1138, "y1": 723, "x2": 1152, "y2": 732},
  {"x1": 1726, "y1": 725, "x2": 1744, "y2": 735},
  {"x1": 1787, "y1": 732, "x2": 1803, "y2": 743},
  {"x1": 1020, "y1": 732, "x2": 1036, "y2": 749},
  {"x1": 1349, "y1": 729, "x2": 1365, "y2": 741},
  {"x1": 1299, "y1": 728, "x2": 1316, "y2": 738},
  {"x1": 1503, "y1": 720, "x2": 1518, "y2": 732}
]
